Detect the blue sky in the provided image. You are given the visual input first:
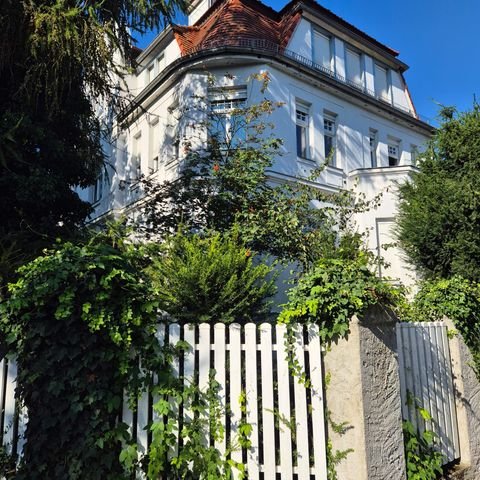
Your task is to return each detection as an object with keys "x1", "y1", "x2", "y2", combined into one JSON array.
[{"x1": 137, "y1": 0, "x2": 479, "y2": 124}]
